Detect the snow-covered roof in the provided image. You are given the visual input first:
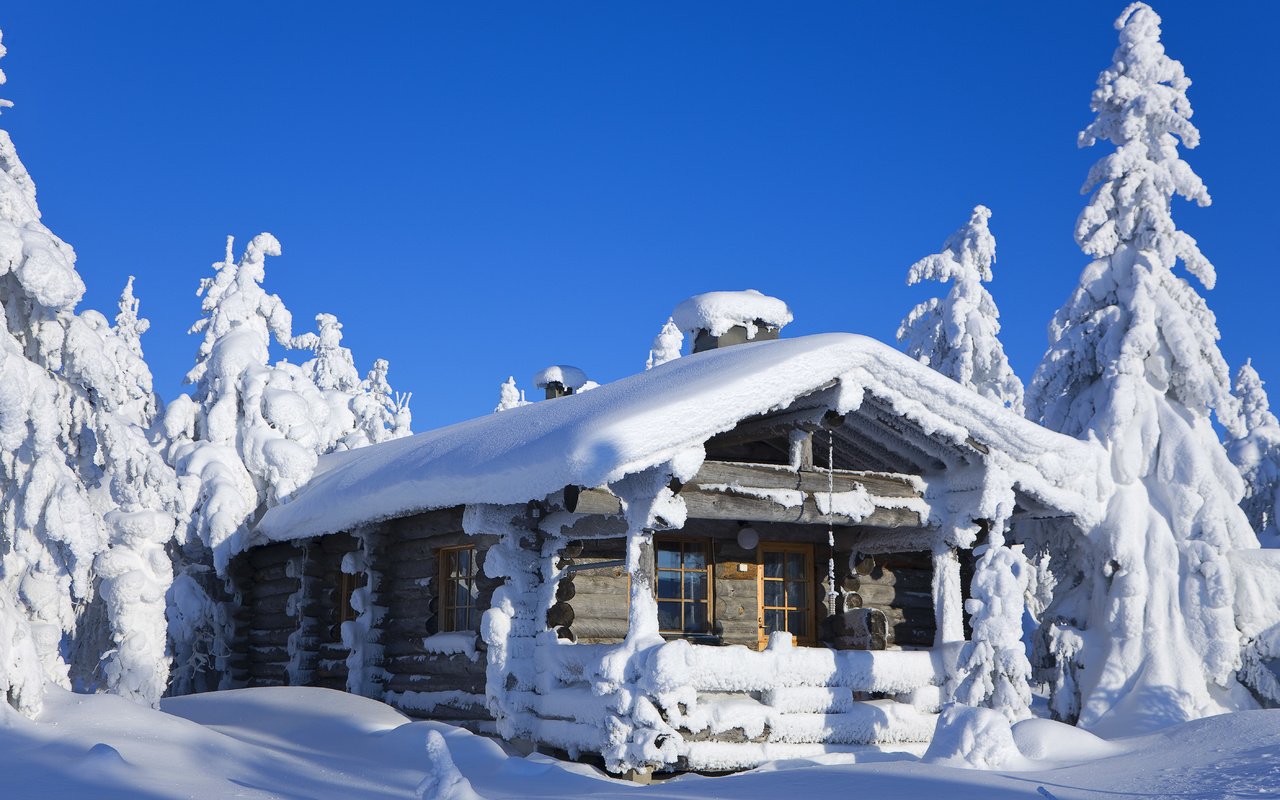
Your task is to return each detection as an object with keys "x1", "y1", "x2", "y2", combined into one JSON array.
[
  {"x1": 533, "y1": 365, "x2": 589, "y2": 391},
  {"x1": 672, "y1": 290, "x2": 793, "y2": 337},
  {"x1": 254, "y1": 334, "x2": 1107, "y2": 547}
]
